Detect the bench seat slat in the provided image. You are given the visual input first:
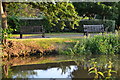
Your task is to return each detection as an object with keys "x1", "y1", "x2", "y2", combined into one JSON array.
[
  {"x1": 22, "y1": 32, "x2": 44, "y2": 34},
  {"x1": 83, "y1": 25, "x2": 104, "y2": 36}
]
